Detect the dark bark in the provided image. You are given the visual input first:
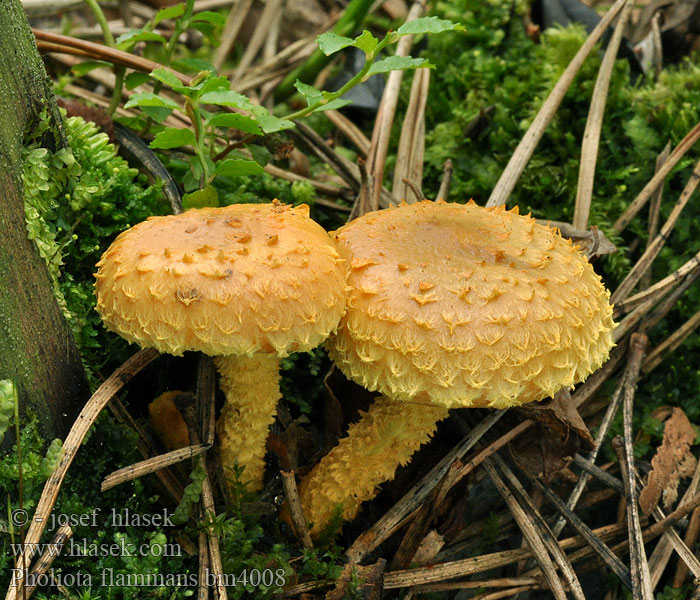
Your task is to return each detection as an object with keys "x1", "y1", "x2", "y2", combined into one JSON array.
[{"x1": 0, "y1": 0, "x2": 88, "y2": 438}]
